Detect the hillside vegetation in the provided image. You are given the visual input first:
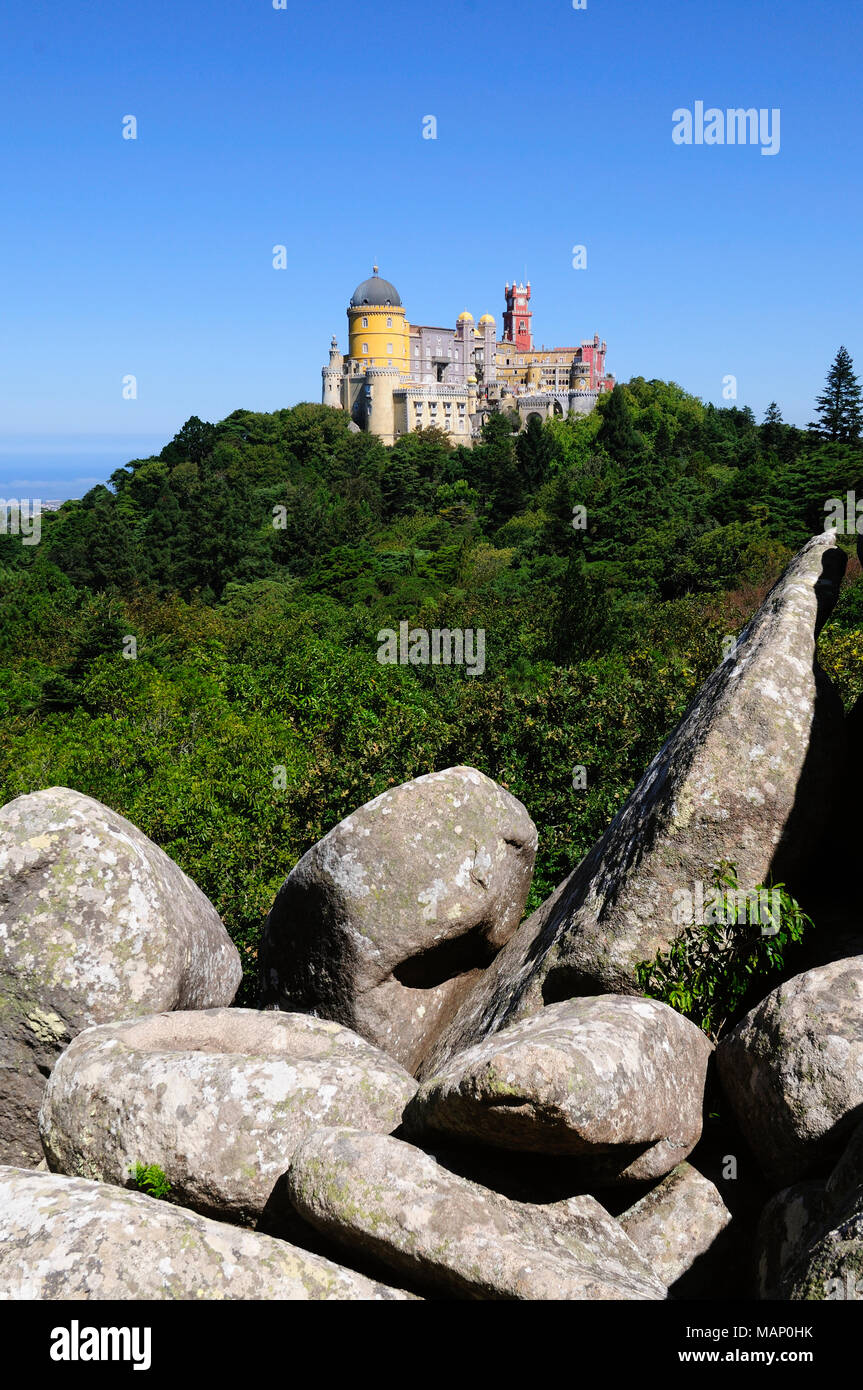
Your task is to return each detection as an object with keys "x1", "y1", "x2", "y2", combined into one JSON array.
[{"x1": 2, "y1": 375, "x2": 862, "y2": 998}]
